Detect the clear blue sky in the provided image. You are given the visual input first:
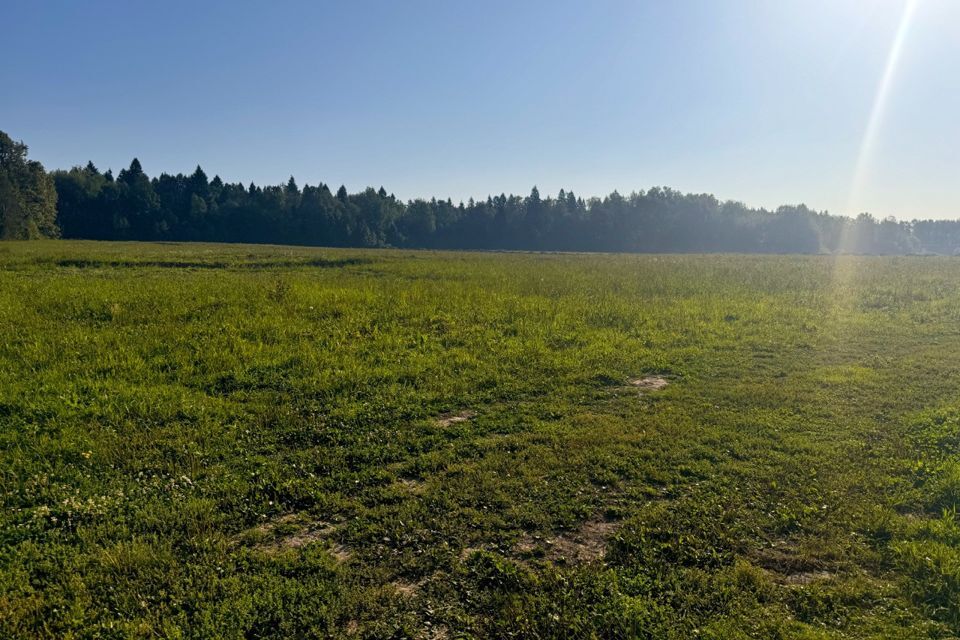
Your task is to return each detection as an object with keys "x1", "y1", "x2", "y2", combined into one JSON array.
[{"x1": 3, "y1": 0, "x2": 958, "y2": 219}]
